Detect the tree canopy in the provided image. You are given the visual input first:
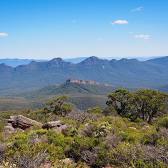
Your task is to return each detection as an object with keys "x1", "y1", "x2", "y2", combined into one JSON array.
[
  {"x1": 107, "y1": 89, "x2": 168, "y2": 123},
  {"x1": 44, "y1": 96, "x2": 73, "y2": 116}
]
